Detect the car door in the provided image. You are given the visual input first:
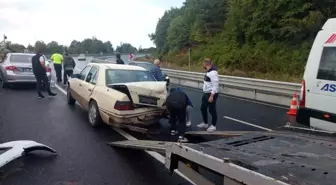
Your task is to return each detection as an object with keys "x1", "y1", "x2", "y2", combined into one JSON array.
[
  {"x1": 308, "y1": 46, "x2": 336, "y2": 113},
  {"x1": 73, "y1": 66, "x2": 91, "y2": 104},
  {"x1": 79, "y1": 66, "x2": 99, "y2": 109}
]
